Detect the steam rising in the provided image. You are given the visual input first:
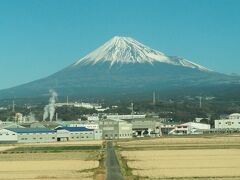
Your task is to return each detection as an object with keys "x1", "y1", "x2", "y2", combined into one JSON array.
[
  {"x1": 29, "y1": 112, "x2": 36, "y2": 122},
  {"x1": 43, "y1": 90, "x2": 58, "y2": 121}
]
